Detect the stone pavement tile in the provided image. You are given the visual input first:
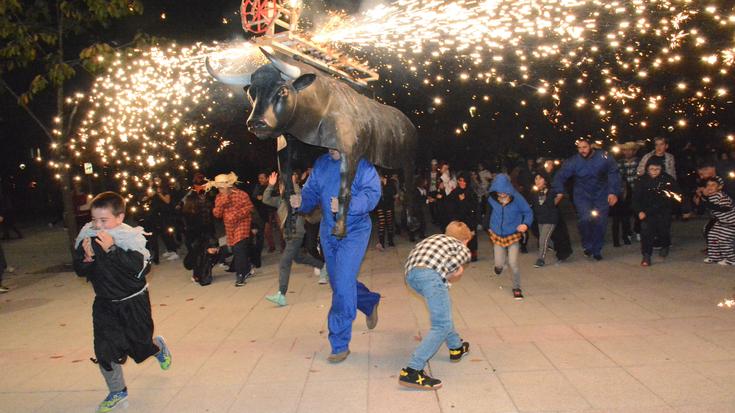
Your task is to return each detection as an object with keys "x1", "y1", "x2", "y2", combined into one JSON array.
[
  {"x1": 624, "y1": 362, "x2": 732, "y2": 405},
  {"x1": 229, "y1": 381, "x2": 302, "y2": 413},
  {"x1": 131, "y1": 353, "x2": 210, "y2": 389},
  {"x1": 495, "y1": 324, "x2": 584, "y2": 343},
  {"x1": 498, "y1": 370, "x2": 591, "y2": 411},
  {"x1": 644, "y1": 316, "x2": 735, "y2": 334},
  {"x1": 588, "y1": 335, "x2": 675, "y2": 365},
  {"x1": 561, "y1": 367, "x2": 667, "y2": 409},
  {"x1": 435, "y1": 373, "x2": 517, "y2": 413},
  {"x1": 581, "y1": 405, "x2": 675, "y2": 413},
  {"x1": 496, "y1": 299, "x2": 565, "y2": 326},
  {"x1": 685, "y1": 360, "x2": 735, "y2": 391},
  {"x1": 674, "y1": 402, "x2": 735, "y2": 413},
  {"x1": 296, "y1": 378, "x2": 367, "y2": 413},
  {"x1": 0, "y1": 391, "x2": 60, "y2": 413},
  {"x1": 161, "y1": 384, "x2": 242, "y2": 413},
  {"x1": 186, "y1": 343, "x2": 263, "y2": 387},
  {"x1": 368, "y1": 378, "x2": 441, "y2": 413},
  {"x1": 124, "y1": 386, "x2": 184, "y2": 413},
  {"x1": 274, "y1": 302, "x2": 330, "y2": 339},
  {"x1": 694, "y1": 329, "x2": 735, "y2": 353},
  {"x1": 428, "y1": 347, "x2": 495, "y2": 378},
  {"x1": 643, "y1": 333, "x2": 734, "y2": 362},
  {"x1": 453, "y1": 296, "x2": 516, "y2": 329},
  {"x1": 35, "y1": 390, "x2": 114, "y2": 413},
  {"x1": 307, "y1": 345, "x2": 370, "y2": 382},
  {"x1": 572, "y1": 321, "x2": 665, "y2": 339},
  {"x1": 246, "y1": 351, "x2": 314, "y2": 384},
  {"x1": 535, "y1": 339, "x2": 616, "y2": 370},
  {"x1": 532, "y1": 293, "x2": 609, "y2": 323},
  {"x1": 575, "y1": 293, "x2": 661, "y2": 321},
  {"x1": 480, "y1": 342, "x2": 553, "y2": 372}
]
